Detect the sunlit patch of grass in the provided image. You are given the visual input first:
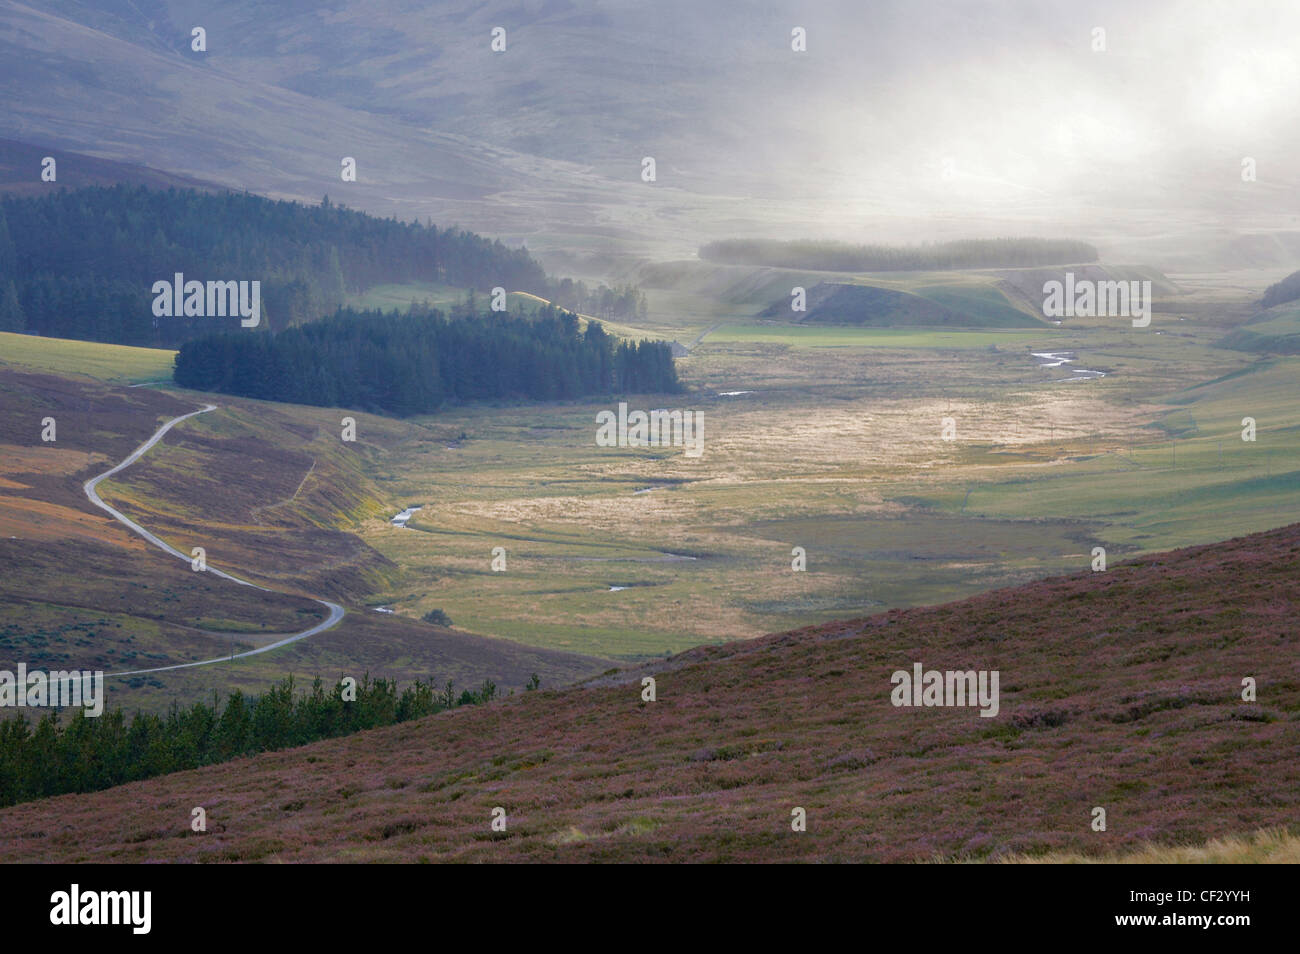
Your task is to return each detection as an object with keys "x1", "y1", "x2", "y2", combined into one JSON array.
[
  {"x1": 0, "y1": 331, "x2": 175, "y2": 383},
  {"x1": 1001, "y1": 827, "x2": 1300, "y2": 864}
]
